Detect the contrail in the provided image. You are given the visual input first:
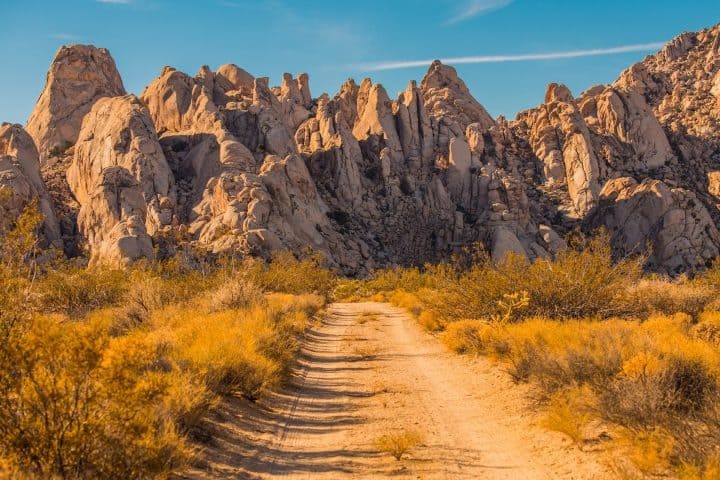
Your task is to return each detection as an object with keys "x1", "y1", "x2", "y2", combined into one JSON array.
[
  {"x1": 445, "y1": 0, "x2": 514, "y2": 25},
  {"x1": 353, "y1": 42, "x2": 666, "y2": 72}
]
